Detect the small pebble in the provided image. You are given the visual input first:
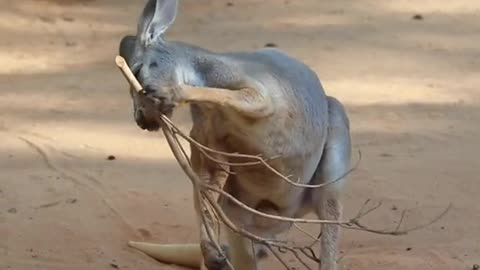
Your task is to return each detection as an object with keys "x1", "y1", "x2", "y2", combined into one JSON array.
[
  {"x1": 66, "y1": 198, "x2": 78, "y2": 204},
  {"x1": 62, "y1": 16, "x2": 75, "y2": 22},
  {"x1": 406, "y1": 247, "x2": 412, "y2": 251},
  {"x1": 412, "y1": 14, "x2": 423, "y2": 20},
  {"x1": 473, "y1": 264, "x2": 479, "y2": 270},
  {"x1": 264, "y1": 42, "x2": 277, "y2": 47},
  {"x1": 137, "y1": 228, "x2": 152, "y2": 239},
  {"x1": 38, "y1": 16, "x2": 55, "y2": 23},
  {"x1": 110, "y1": 263, "x2": 119, "y2": 269},
  {"x1": 7, "y1": 208, "x2": 17, "y2": 214},
  {"x1": 65, "y1": 41, "x2": 77, "y2": 47},
  {"x1": 391, "y1": 205, "x2": 398, "y2": 211},
  {"x1": 107, "y1": 155, "x2": 116, "y2": 161},
  {"x1": 226, "y1": 2, "x2": 234, "y2": 7}
]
